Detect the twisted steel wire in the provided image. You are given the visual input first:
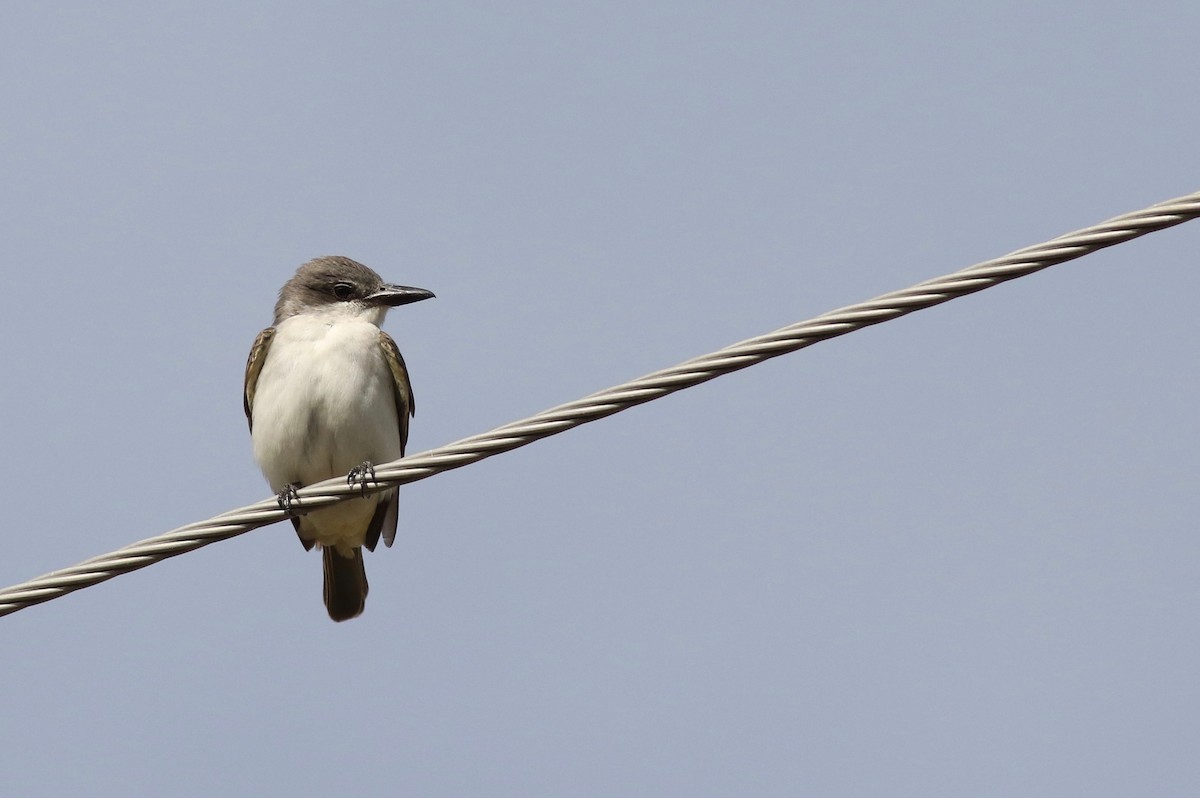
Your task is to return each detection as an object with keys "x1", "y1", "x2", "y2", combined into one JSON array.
[{"x1": 3, "y1": 189, "x2": 1199, "y2": 617}]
